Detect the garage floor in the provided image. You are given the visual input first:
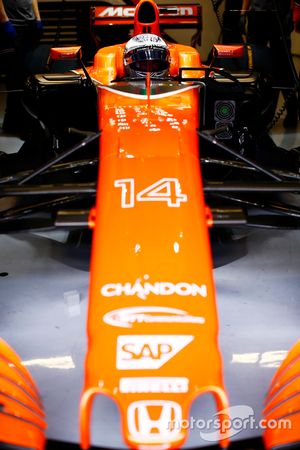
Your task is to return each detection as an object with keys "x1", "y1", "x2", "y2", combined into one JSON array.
[{"x1": 0, "y1": 84, "x2": 300, "y2": 448}]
